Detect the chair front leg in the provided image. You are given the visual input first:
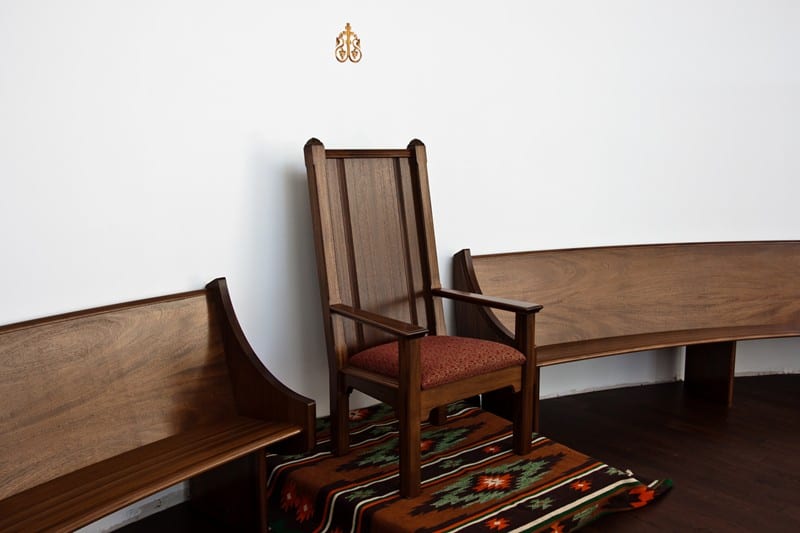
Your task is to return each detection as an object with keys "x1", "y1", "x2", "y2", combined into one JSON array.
[
  {"x1": 513, "y1": 312, "x2": 536, "y2": 455},
  {"x1": 398, "y1": 337, "x2": 422, "y2": 498}
]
